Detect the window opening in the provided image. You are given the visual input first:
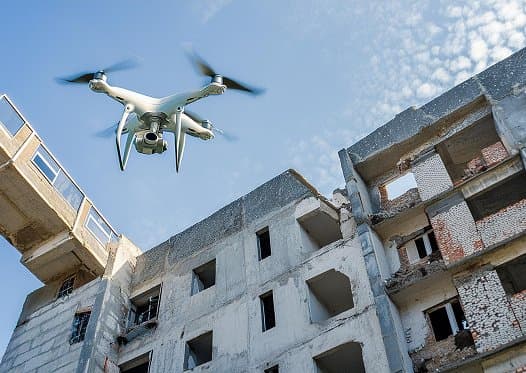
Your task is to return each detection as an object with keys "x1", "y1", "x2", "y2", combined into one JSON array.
[
  {"x1": 57, "y1": 276, "x2": 75, "y2": 298},
  {"x1": 119, "y1": 351, "x2": 151, "y2": 373},
  {"x1": 406, "y1": 229, "x2": 440, "y2": 263},
  {"x1": 314, "y1": 342, "x2": 365, "y2": 373},
  {"x1": 496, "y1": 254, "x2": 526, "y2": 295},
  {"x1": 191, "y1": 259, "x2": 216, "y2": 295},
  {"x1": 264, "y1": 365, "x2": 279, "y2": 373},
  {"x1": 257, "y1": 228, "x2": 272, "y2": 260},
  {"x1": 307, "y1": 269, "x2": 354, "y2": 322},
  {"x1": 385, "y1": 172, "x2": 417, "y2": 200},
  {"x1": 128, "y1": 285, "x2": 161, "y2": 328},
  {"x1": 260, "y1": 291, "x2": 276, "y2": 332},
  {"x1": 184, "y1": 331, "x2": 213, "y2": 370},
  {"x1": 70, "y1": 311, "x2": 91, "y2": 344},
  {"x1": 427, "y1": 299, "x2": 467, "y2": 341}
]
